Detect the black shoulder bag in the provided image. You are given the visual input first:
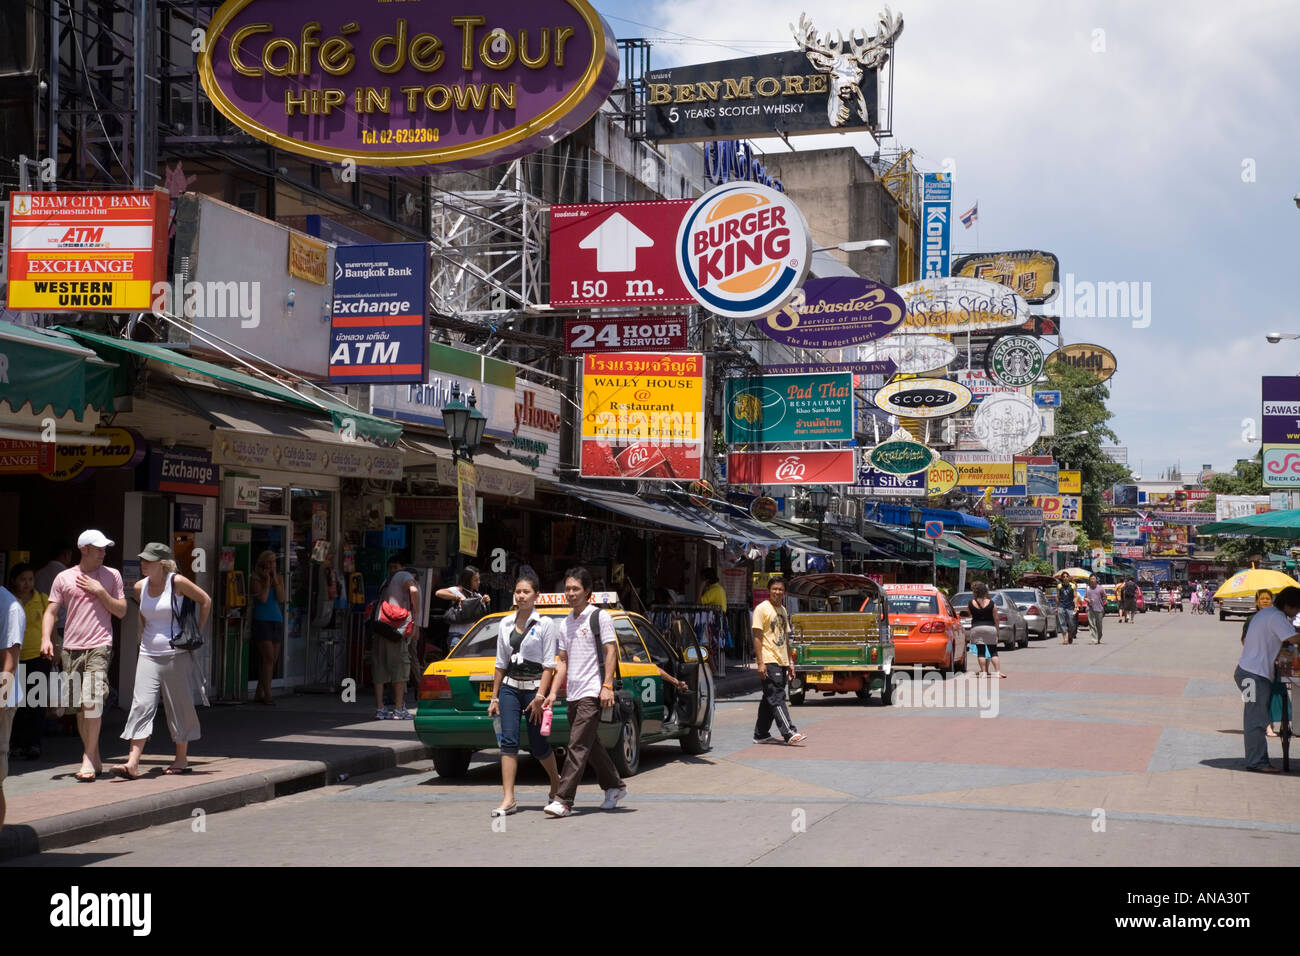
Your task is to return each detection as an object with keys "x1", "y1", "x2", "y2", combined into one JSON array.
[
  {"x1": 169, "y1": 574, "x2": 205, "y2": 651},
  {"x1": 589, "y1": 608, "x2": 635, "y2": 724}
]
